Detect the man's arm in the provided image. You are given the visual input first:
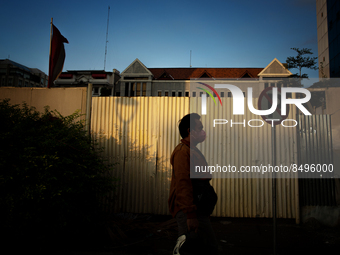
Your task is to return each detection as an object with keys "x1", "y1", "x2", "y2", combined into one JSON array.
[{"x1": 173, "y1": 148, "x2": 197, "y2": 219}]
